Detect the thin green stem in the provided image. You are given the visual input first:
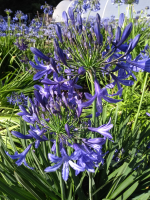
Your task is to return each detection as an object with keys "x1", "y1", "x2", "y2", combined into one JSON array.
[
  {"x1": 132, "y1": 72, "x2": 148, "y2": 131},
  {"x1": 89, "y1": 71, "x2": 96, "y2": 138},
  {"x1": 89, "y1": 172, "x2": 93, "y2": 200},
  {"x1": 42, "y1": 13, "x2": 46, "y2": 28}
]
